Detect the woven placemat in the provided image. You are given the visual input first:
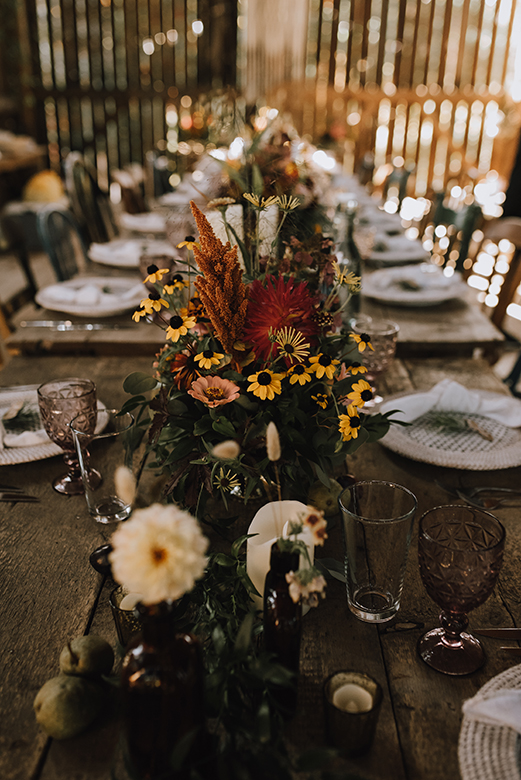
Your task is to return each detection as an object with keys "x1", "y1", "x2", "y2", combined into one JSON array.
[
  {"x1": 459, "y1": 665, "x2": 521, "y2": 780},
  {"x1": 379, "y1": 392, "x2": 521, "y2": 470}
]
